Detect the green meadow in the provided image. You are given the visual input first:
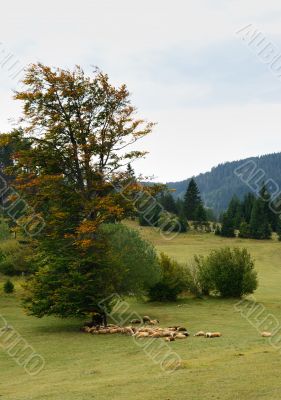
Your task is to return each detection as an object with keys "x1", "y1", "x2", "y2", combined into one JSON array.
[{"x1": 1, "y1": 225, "x2": 281, "y2": 400}]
